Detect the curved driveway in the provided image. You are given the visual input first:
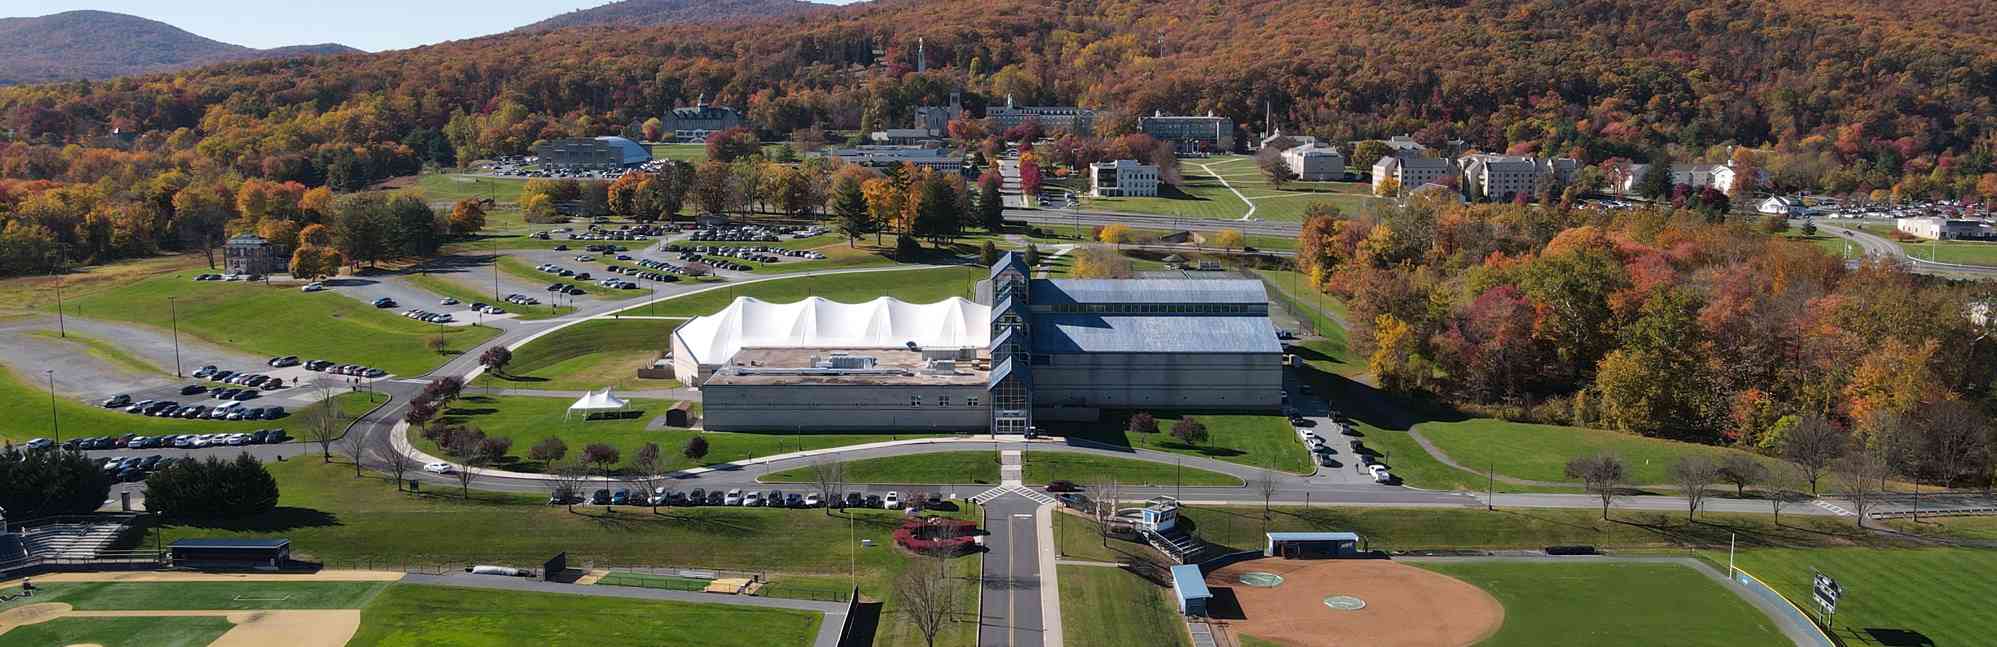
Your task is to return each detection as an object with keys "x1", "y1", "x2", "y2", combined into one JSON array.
[{"x1": 1814, "y1": 221, "x2": 1997, "y2": 278}]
